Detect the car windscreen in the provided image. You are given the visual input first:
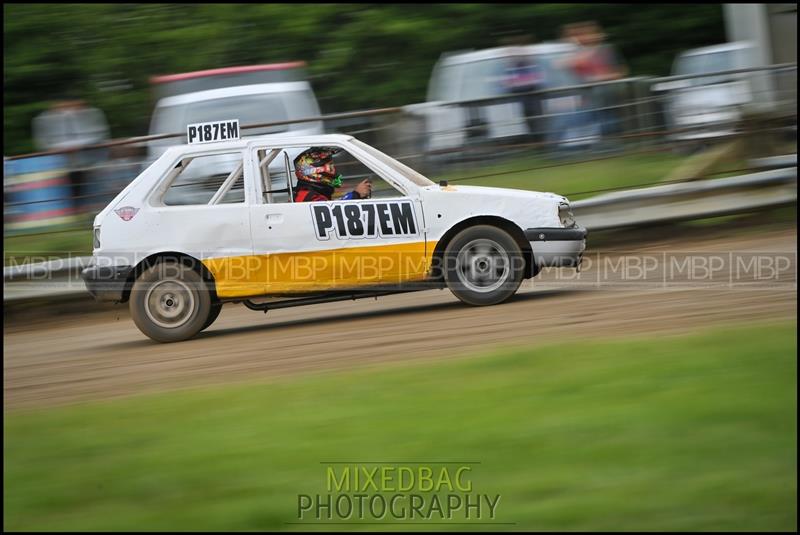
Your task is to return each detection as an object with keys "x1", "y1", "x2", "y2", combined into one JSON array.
[{"x1": 351, "y1": 138, "x2": 435, "y2": 187}]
